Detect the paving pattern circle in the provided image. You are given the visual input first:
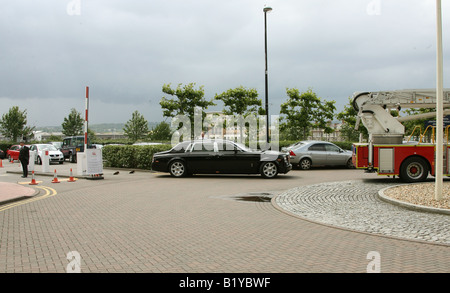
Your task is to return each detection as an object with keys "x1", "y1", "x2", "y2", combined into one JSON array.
[{"x1": 274, "y1": 179, "x2": 450, "y2": 245}]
